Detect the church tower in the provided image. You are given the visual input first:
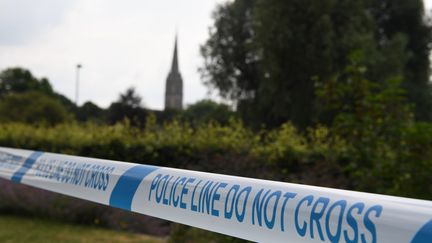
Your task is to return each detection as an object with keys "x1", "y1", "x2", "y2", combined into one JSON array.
[{"x1": 164, "y1": 35, "x2": 183, "y2": 110}]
